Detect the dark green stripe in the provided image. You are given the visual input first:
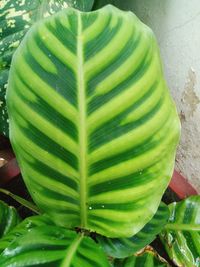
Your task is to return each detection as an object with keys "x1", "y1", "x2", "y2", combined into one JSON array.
[
  {"x1": 88, "y1": 215, "x2": 123, "y2": 229},
  {"x1": 14, "y1": 109, "x2": 78, "y2": 170},
  {"x1": 89, "y1": 85, "x2": 163, "y2": 151},
  {"x1": 87, "y1": 49, "x2": 153, "y2": 118},
  {"x1": 88, "y1": 201, "x2": 142, "y2": 211},
  {"x1": 67, "y1": 12, "x2": 78, "y2": 35},
  {"x1": 89, "y1": 126, "x2": 161, "y2": 175},
  {"x1": 82, "y1": 12, "x2": 99, "y2": 31},
  {"x1": 182, "y1": 202, "x2": 195, "y2": 224},
  {"x1": 24, "y1": 41, "x2": 77, "y2": 107},
  {"x1": 19, "y1": 150, "x2": 78, "y2": 191},
  {"x1": 84, "y1": 16, "x2": 121, "y2": 61},
  {"x1": 14, "y1": 75, "x2": 78, "y2": 141},
  {"x1": 87, "y1": 30, "x2": 141, "y2": 99},
  {"x1": 89, "y1": 168, "x2": 157, "y2": 196},
  {"x1": 29, "y1": 179, "x2": 78, "y2": 205},
  {"x1": 46, "y1": 17, "x2": 77, "y2": 54}
]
